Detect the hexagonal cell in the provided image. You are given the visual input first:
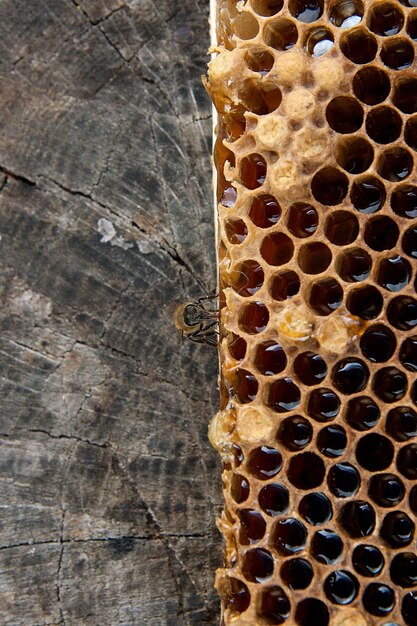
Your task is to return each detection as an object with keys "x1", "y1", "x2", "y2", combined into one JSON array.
[
  {"x1": 332, "y1": 357, "x2": 370, "y2": 395},
  {"x1": 366, "y1": 105, "x2": 402, "y2": 144},
  {"x1": 386, "y1": 406, "x2": 417, "y2": 441},
  {"x1": 308, "y1": 278, "x2": 344, "y2": 315},
  {"x1": 287, "y1": 202, "x2": 318, "y2": 238},
  {"x1": 264, "y1": 17, "x2": 298, "y2": 51},
  {"x1": 289, "y1": 0, "x2": 323, "y2": 23},
  {"x1": 405, "y1": 115, "x2": 417, "y2": 150},
  {"x1": 298, "y1": 242, "x2": 332, "y2": 275},
  {"x1": 271, "y1": 517, "x2": 307, "y2": 556},
  {"x1": 299, "y1": 492, "x2": 333, "y2": 525},
  {"x1": 257, "y1": 585, "x2": 291, "y2": 623},
  {"x1": 391, "y1": 184, "x2": 417, "y2": 218},
  {"x1": 326, "y1": 96, "x2": 364, "y2": 134},
  {"x1": 367, "y1": 2, "x2": 404, "y2": 36},
  {"x1": 260, "y1": 232, "x2": 294, "y2": 266},
  {"x1": 294, "y1": 351, "x2": 327, "y2": 386},
  {"x1": 270, "y1": 270, "x2": 300, "y2": 301},
  {"x1": 402, "y1": 225, "x2": 417, "y2": 258},
  {"x1": 362, "y1": 582, "x2": 395, "y2": 617},
  {"x1": 311, "y1": 529, "x2": 343, "y2": 565},
  {"x1": 311, "y1": 167, "x2": 349, "y2": 206},
  {"x1": 232, "y1": 11, "x2": 260, "y2": 39},
  {"x1": 368, "y1": 473, "x2": 405, "y2": 508},
  {"x1": 328, "y1": 462, "x2": 360, "y2": 497},
  {"x1": 245, "y1": 47, "x2": 275, "y2": 74},
  {"x1": 247, "y1": 446, "x2": 283, "y2": 480},
  {"x1": 231, "y1": 259, "x2": 265, "y2": 296},
  {"x1": 352, "y1": 544, "x2": 385, "y2": 577},
  {"x1": 353, "y1": 66, "x2": 391, "y2": 105},
  {"x1": 356, "y1": 433, "x2": 394, "y2": 471},
  {"x1": 287, "y1": 452, "x2": 326, "y2": 489},
  {"x1": 324, "y1": 570, "x2": 359, "y2": 605},
  {"x1": 373, "y1": 366, "x2": 408, "y2": 403},
  {"x1": 376, "y1": 147, "x2": 413, "y2": 182},
  {"x1": 304, "y1": 26, "x2": 334, "y2": 57},
  {"x1": 277, "y1": 415, "x2": 313, "y2": 451},
  {"x1": 228, "y1": 333, "x2": 247, "y2": 360},
  {"x1": 344, "y1": 396, "x2": 380, "y2": 431},
  {"x1": 238, "y1": 508, "x2": 267, "y2": 545},
  {"x1": 364, "y1": 215, "x2": 399, "y2": 252},
  {"x1": 380, "y1": 510, "x2": 415, "y2": 548},
  {"x1": 307, "y1": 388, "x2": 341, "y2": 422},
  {"x1": 255, "y1": 340, "x2": 287, "y2": 375},
  {"x1": 267, "y1": 378, "x2": 301, "y2": 413},
  {"x1": 280, "y1": 558, "x2": 314, "y2": 590},
  {"x1": 387, "y1": 296, "x2": 417, "y2": 331},
  {"x1": 339, "y1": 500, "x2": 376, "y2": 538},
  {"x1": 249, "y1": 194, "x2": 282, "y2": 228},
  {"x1": 225, "y1": 218, "x2": 248, "y2": 245},
  {"x1": 239, "y1": 153, "x2": 267, "y2": 189},
  {"x1": 393, "y1": 76, "x2": 417, "y2": 114},
  {"x1": 346, "y1": 285, "x2": 383, "y2": 320},
  {"x1": 336, "y1": 247, "x2": 372, "y2": 283},
  {"x1": 295, "y1": 599, "x2": 329, "y2": 626},
  {"x1": 258, "y1": 482, "x2": 289, "y2": 516},
  {"x1": 340, "y1": 27, "x2": 377, "y2": 64},
  {"x1": 325, "y1": 210, "x2": 359, "y2": 246},
  {"x1": 328, "y1": 0, "x2": 364, "y2": 28},
  {"x1": 376, "y1": 255, "x2": 412, "y2": 292},
  {"x1": 400, "y1": 336, "x2": 417, "y2": 371},
  {"x1": 221, "y1": 577, "x2": 251, "y2": 615},
  {"x1": 381, "y1": 37, "x2": 414, "y2": 70},
  {"x1": 350, "y1": 175, "x2": 386, "y2": 214},
  {"x1": 251, "y1": 0, "x2": 284, "y2": 17},
  {"x1": 241, "y1": 547, "x2": 274, "y2": 583},
  {"x1": 360, "y1": 324, "x2": 397, "y2": 363},
  {"x1": 239, "y1": 301, "x2": 270, "y2": 334},
  {"x1": 336, "y1": 136, "x2": 374, "y2": 174},
  {"x1": 231, "y1": 473, "x2": 250, "y2": 504},
  {"x1": 231, "y1": 368, "x2": 259, "y2": 403},
  {"x1": 317, "y1": 425, "x2": 347, "y2": 458}
]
